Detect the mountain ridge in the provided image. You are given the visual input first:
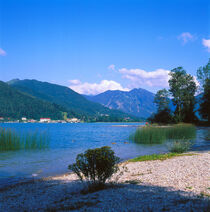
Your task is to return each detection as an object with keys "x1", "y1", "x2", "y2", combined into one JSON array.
[
  {"x1": 84, "y1": 88, "x2": 156, "y2": 118},
  {"x1": 9, "y1": 79, "x2": 139, "y2": 121},
  {"x1": 0, "y1": 81, "x2": 65, "y2": 120}
]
